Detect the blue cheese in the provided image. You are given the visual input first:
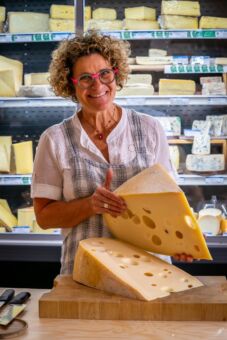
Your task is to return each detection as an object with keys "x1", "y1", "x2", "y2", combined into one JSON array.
[
  {"x1": 186, "y1": 154, "x2": 225, "y2": 172},
  {"x1": 192, "y1": 134, "x2": 211, "y2": 155},
  {"x1": 156, "y1": 116, "x2": 181, "y2": 136}
]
